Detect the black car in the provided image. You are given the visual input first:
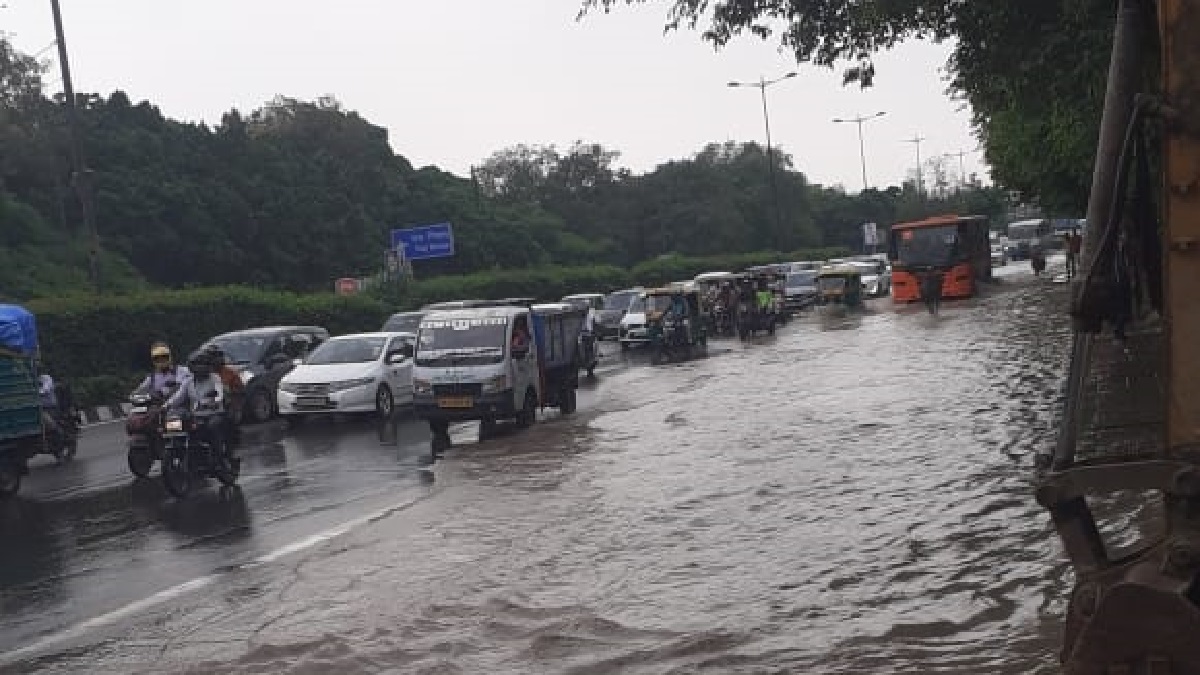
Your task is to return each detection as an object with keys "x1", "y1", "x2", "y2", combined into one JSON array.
[{"x1": 205, "y1": 326, "x2": 329, "y2": 424}]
